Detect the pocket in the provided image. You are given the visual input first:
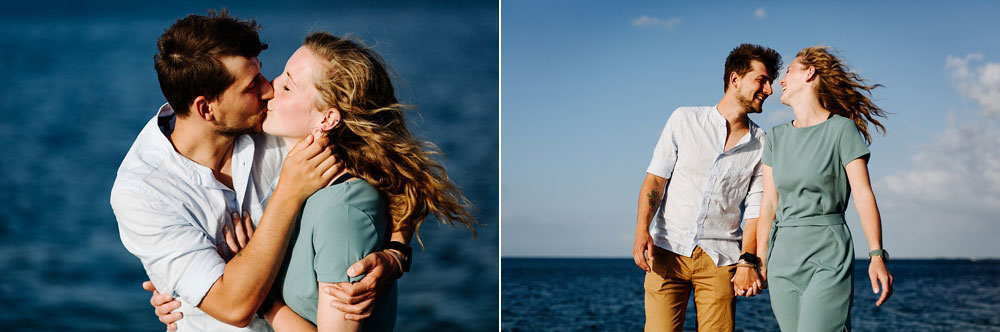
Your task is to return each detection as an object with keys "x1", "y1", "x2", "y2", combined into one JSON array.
[{"x1": 650, "y1": 247, "x2": 689, "y2": 280}]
